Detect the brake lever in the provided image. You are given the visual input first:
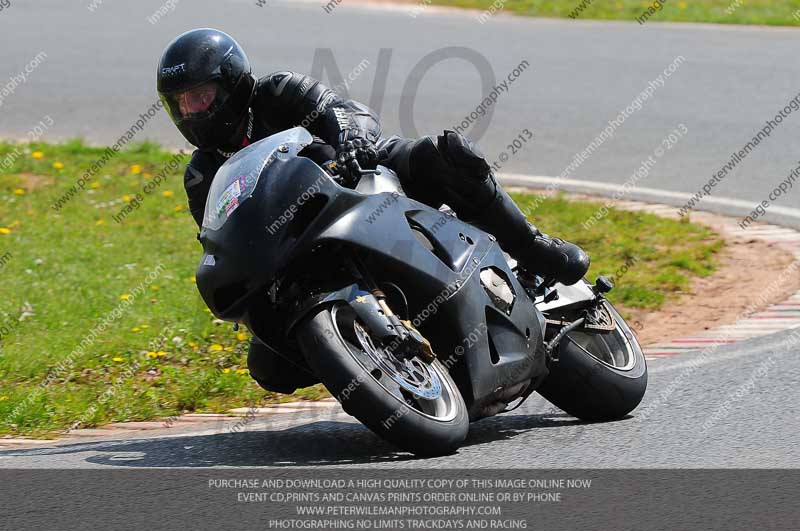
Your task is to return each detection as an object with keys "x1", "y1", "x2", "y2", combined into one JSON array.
[
  {"x1": 325, "y1": 157, "x2": 379, "y2": 188},
  {"x1": 349, "y1": 157, "x2": 381, "y2": 176},
  {"x1": 356, "y1": 167, "x2": 380, "y2": 176}
]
